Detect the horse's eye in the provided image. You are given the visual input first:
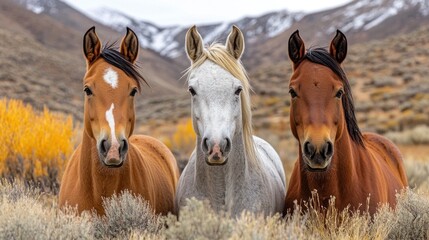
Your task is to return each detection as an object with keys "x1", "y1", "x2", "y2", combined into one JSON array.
[
  {"x1": 335, "y1": 89, "x2": 344, "y2": 98},
  {"x1": 84, "y1": 87, "x2": 93, "y2": 96},
  {"x1": 188, "y1": 87, "x2": 196, "y2": 96},
  {"x1": 234, "y1": 87, "x2": 242, "y2": 95},
  {"x1": 130, "y1": 88, "x2": 138, "y2": 97},
  {"x1": 289, "y1": 88, "x2": 298, "y2": 98}
]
